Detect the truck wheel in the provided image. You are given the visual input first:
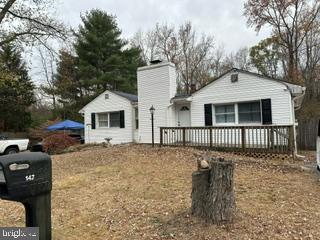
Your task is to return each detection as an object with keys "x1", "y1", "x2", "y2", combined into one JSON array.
[{"x1": 4, "y1": 147, "x2": 19, "y2": 155}]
